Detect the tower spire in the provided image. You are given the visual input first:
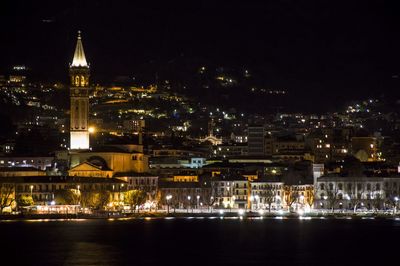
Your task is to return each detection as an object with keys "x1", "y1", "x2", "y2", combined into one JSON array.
[{"x1": 71, "y1": 31, "x2": 88, "y2": 67}]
